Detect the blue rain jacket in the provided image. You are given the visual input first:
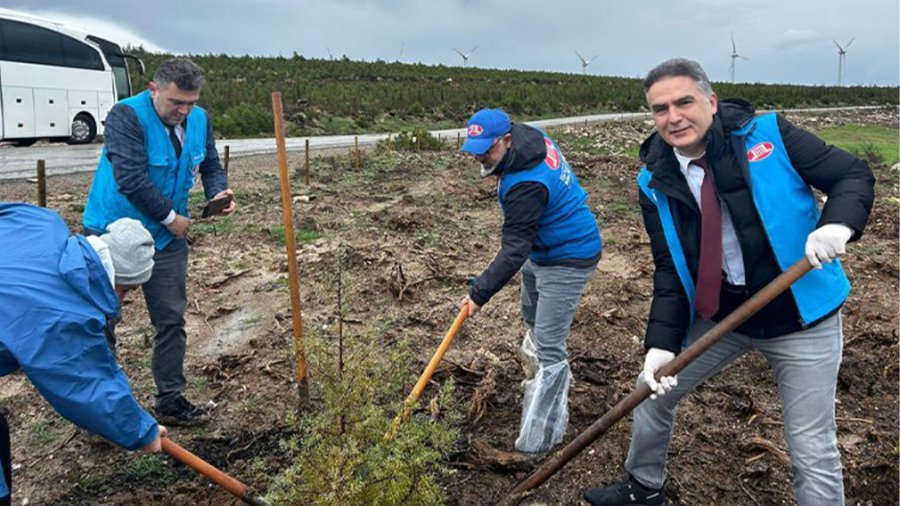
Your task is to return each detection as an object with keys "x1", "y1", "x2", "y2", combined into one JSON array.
[{"x1": 0, "y1": 203, "x2": 158, "y2": 498}]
